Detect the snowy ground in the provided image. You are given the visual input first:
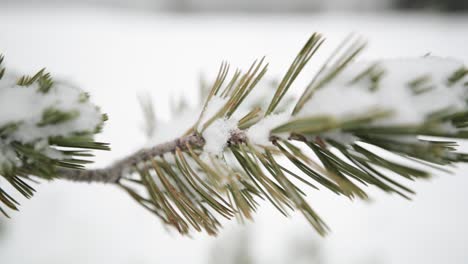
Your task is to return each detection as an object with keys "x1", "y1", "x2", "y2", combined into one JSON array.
[{"x1": 0, "y1": 6, "x2": 468, "y2": 264}]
